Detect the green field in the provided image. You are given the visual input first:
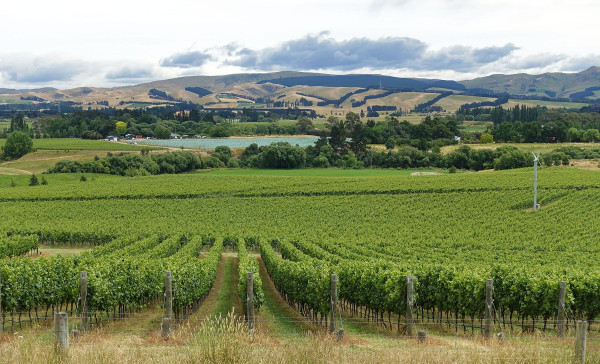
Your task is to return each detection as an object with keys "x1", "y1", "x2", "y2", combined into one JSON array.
[
  {"x1": 0, "y1": 138, "x2": 164, "y2": 151},
  {"x1": 205, "y1": 168, "x2": 445, "y2": 177},
  {"x1": 1, "y1": 166, "x2": 600, "y2": 362},
  {"x1": 505, "y1": 99, "x2": 589, "y2": 109},
  {"x1": 441, "y1": 142, "x2": 600, "y2": 154},
  {"x1": 458, "y1": 120, "x2": 493, "y2": 133}
]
